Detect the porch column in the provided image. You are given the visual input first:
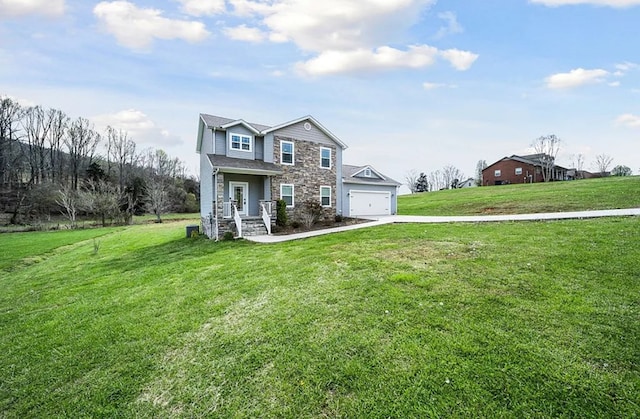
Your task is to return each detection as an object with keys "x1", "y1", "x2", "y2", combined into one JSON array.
[{"x1": 216, "y1": 172, "x2": 225, "y2": 219}]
